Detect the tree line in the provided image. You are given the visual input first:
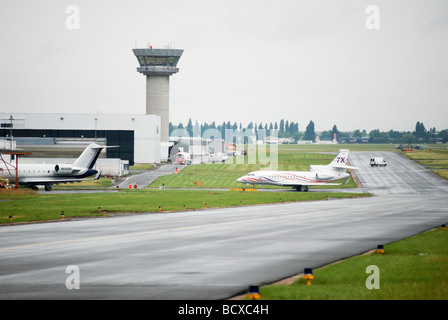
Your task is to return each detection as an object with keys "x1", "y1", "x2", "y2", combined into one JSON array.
[
  {"x1": 170, "y1": 119, "x2": 448, "y2": 144},
  {"x1": 169, "y1": 119, "x2": 299, "y2": 139}
]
